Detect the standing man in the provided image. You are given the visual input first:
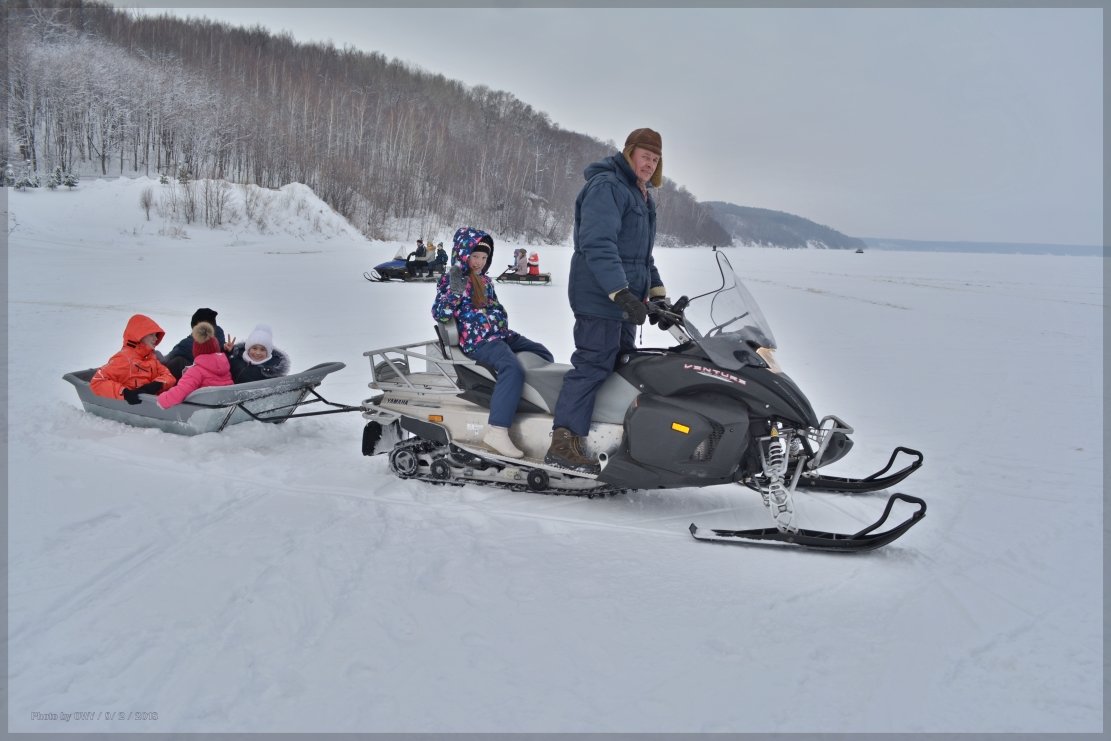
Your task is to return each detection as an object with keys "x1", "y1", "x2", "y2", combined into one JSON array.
[{"x1": 544, "y1": 128, "x2": 668, "y2": 474}]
